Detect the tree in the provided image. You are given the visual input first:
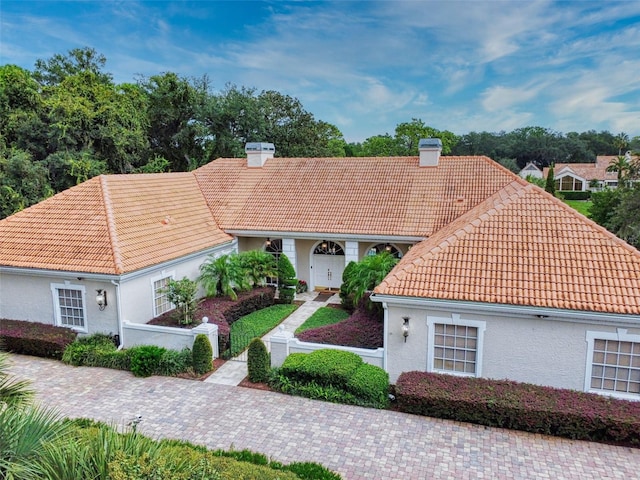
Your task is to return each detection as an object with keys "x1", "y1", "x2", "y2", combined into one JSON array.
[
  {"x1": 165, "y1": 277, "x2": 197, "y2": 325},
  {"x1": 607, "y1": 155, "x2": 631, "y2": 187},
  {"x1": 545, "y1": 164, "x2": 556, "y2": 195},
  {"x1": 607, "y1": 185, "x2": 640, "y2": 249},
  {"x1": 613, "y1": 132, "x2": 630, "y2": 156},
  {"x1": 589, "y1": 188, "x2": 623, "y2": 227},
  {"x1": 33, "y1": 47, "x2": 113, "y2": 86},
  {"x1": 0, "y1": 148, "x2": 53, "y2": 218},
  {"x1": 237, "y1": 250, "x2": 277, "y2": 288}
]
